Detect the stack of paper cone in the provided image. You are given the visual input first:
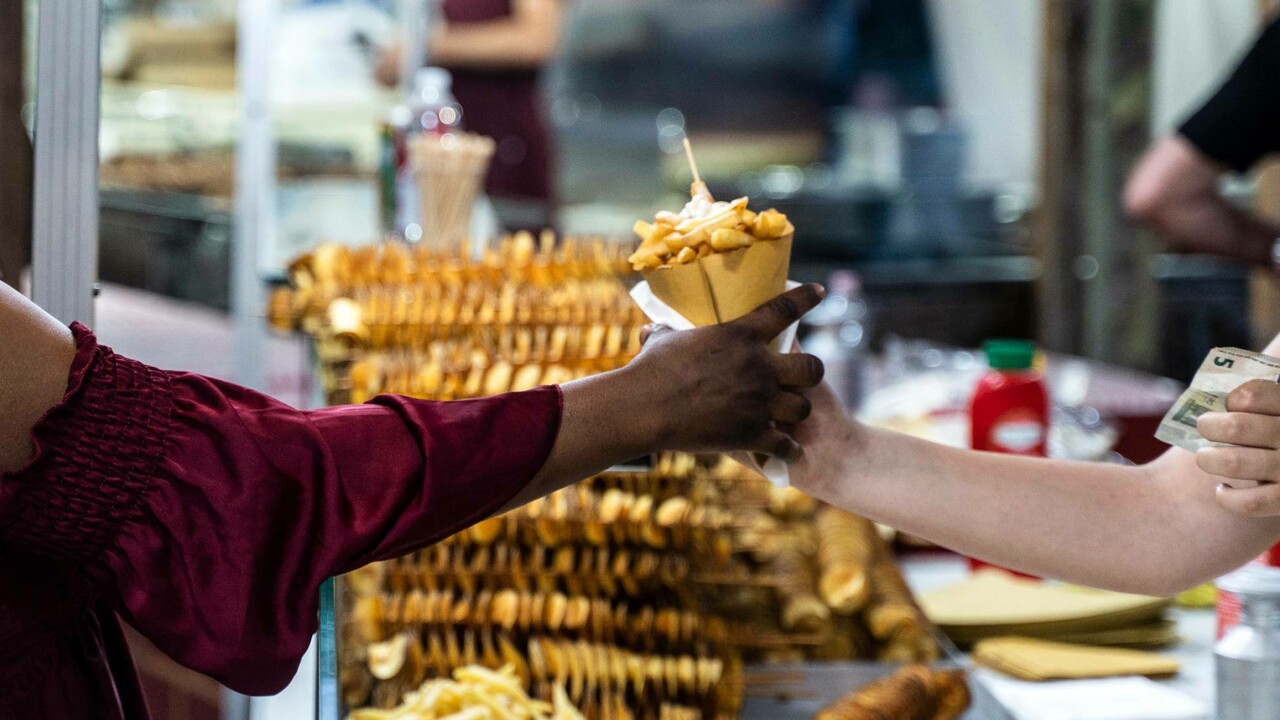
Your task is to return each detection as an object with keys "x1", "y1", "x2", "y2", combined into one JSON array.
[
  {"x1": 972, "y1": 636, "x2": 1180, "y2": 680},
  {"x1": 919, "y1": 571, "x2": 1175, "y2": 649}
]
